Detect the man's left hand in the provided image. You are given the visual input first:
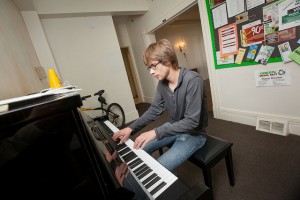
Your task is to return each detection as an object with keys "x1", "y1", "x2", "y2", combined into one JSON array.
[{"x1": 133, "y1": 130, "x2": 156, "y2": 150}]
